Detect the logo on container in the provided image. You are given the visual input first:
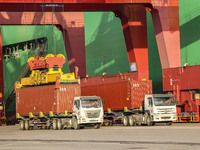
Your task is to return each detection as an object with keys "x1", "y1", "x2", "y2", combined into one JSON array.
[
  {"x1": 60, "y1": 87, "x2": 67, "y2": 91},
  {"x1": 133, "y1": 84, "x2": 139, "y2": 88}
]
